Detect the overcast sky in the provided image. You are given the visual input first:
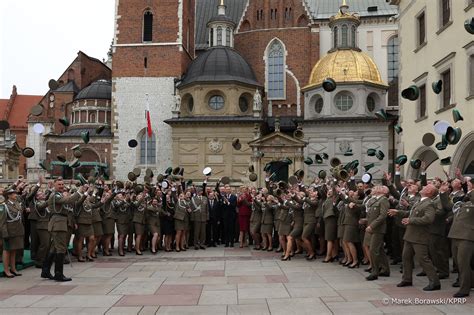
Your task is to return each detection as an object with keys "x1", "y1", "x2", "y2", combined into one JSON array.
[{"x1": 0, "y1": 0, "x2": 115, "y2": 98}]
